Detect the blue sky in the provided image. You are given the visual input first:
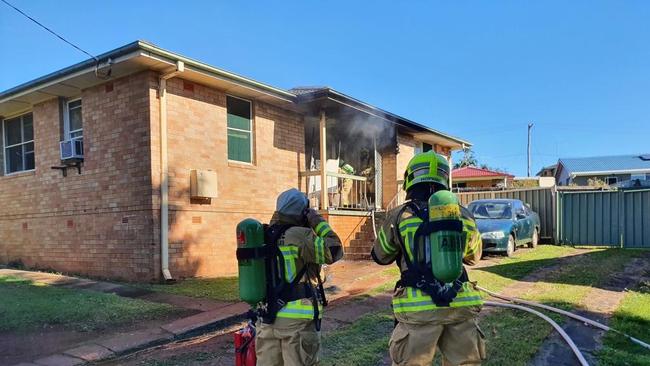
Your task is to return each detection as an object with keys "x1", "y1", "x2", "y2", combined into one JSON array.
[{"x1": 1, "y1": 1, "x2": 649, "y2": 176}]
